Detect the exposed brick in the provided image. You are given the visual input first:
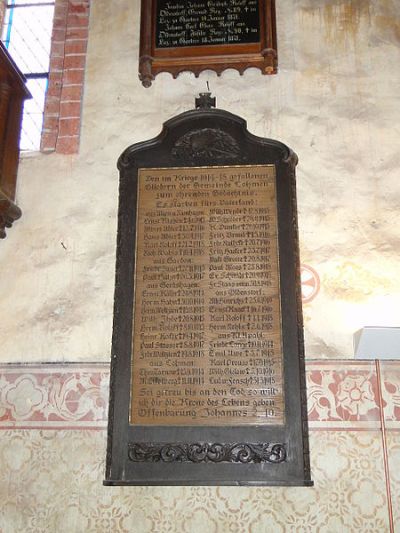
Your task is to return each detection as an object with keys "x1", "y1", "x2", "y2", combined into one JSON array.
[
  {"x1": 68, "y1": 9, "x2": 89, "y2": 21},
  {"x1": 0, "y1": 2, "x2": 6, "y2": 29},
  {"x1": 42, "y1": 131, "x2": 58, "y2": 143},
  {"x1": 51, "y1": 28, "x2": 67, "y2": 42},
  {"x1": 46, "y1": 111, "x2": 62, "y2": 117},
  {"x1": 39, "y1": 0, "x2": 88, "y2": 155},
  {"x1": 65, "y1": 41, "x2": 88, "y2": 55},
  {"x1": 53, "y1": 11, "x2": 68, "y2": 28},
  {"x1": 44, "y1": 98, "x2": 61, "y2": 115},
  {"x1": 44, "y1": 114, "x2": 60, "y2": 121},
  {"x1": 49, "y1": 56, "x2": 64, "y2": 72},
  {"x1": 60, "y1": 85, "x2": 83, "y2": 101},
  {"x1": 63, "y1": 54, "x2": 86, "y2": 69},
  {"x1": 58, "y1": 118, "x2": 80, "y2": 137},
  {"x1": 48, "y1": 71, "x2": 63, "y2": 84},
  {"x1": 60, "y1": 101, "x2": 81, "y2": 118},
  {"x1": 53, "y1": 1, "x2": 68, "y2": 19},
  {"x1": 68, "y1": 2, "x2": 89, "y2": 15},
  {"x1": 41, "y1": 133, "x2": 58, "y2": 151},
  {"x1": 42, "y1": 116, "x2": 60, "y2": 131},
  {"x1": 63, "y1": 69, "x2": 84, "y2": 85},
  {"x1": 56, "y1": 136, "x2": 80, "y2": 154},
  {"x1": 47, "y1": 84, "x2": 62, "y2": 98},
  {"x1": 53, "y1": 17, "x2": 68, "y2": 30},
  {"x1": 50, "y1": 41, "x2": 66, "y2": 58},
  {"x1": 46, "y1": 85, "x2": 63, "y2": 98},
  {"x1": 66, "y1": 27, "x2": 88, "y2": 40},
  {"x1": 66, "y1": 14, "x2": 89, "y2": 27}
]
